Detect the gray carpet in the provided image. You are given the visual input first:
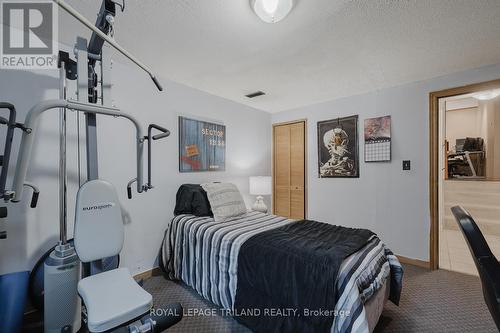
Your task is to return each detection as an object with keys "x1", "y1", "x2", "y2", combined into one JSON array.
[{"x1": 143, "y1": 264, "x2": 498, "y2": 332}]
